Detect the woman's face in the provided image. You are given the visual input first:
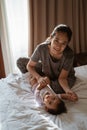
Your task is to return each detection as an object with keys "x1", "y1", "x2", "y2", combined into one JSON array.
[{"x1": 50, "y1": 32, "x2": 69, "y2": 56}]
